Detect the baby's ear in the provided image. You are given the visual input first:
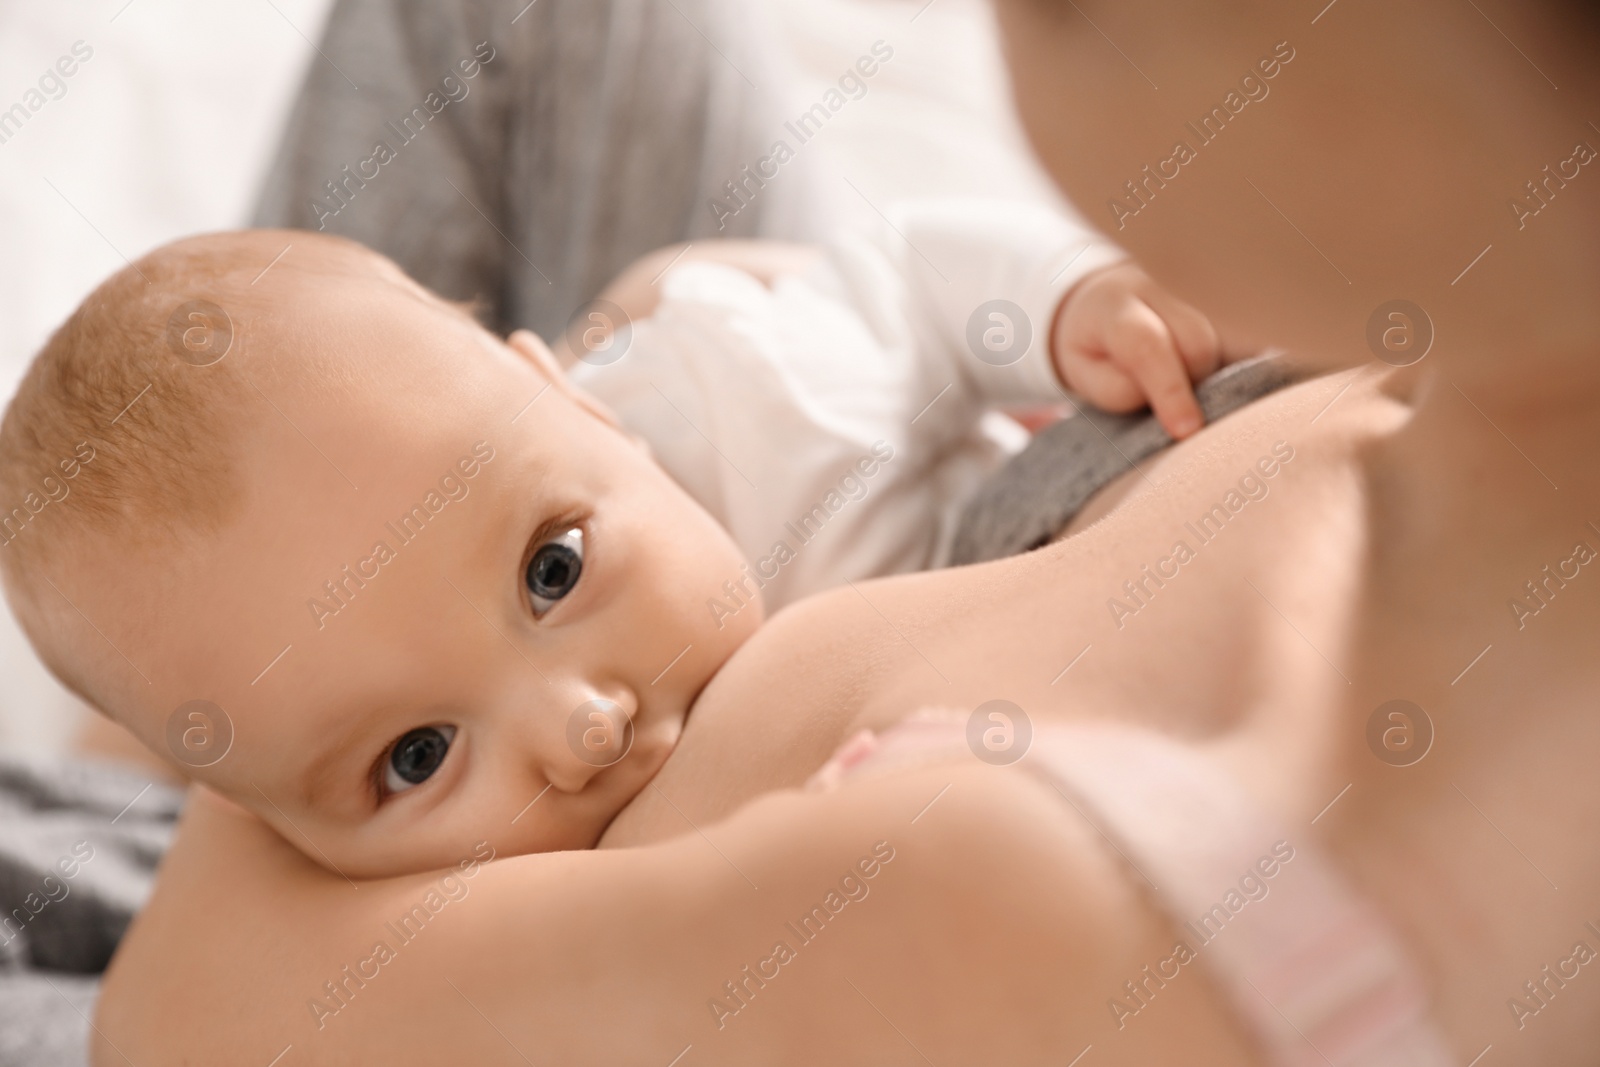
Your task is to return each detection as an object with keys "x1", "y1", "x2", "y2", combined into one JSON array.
[{"x1": 503, "y1": 329, "x2": 626, "y2": 433}]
